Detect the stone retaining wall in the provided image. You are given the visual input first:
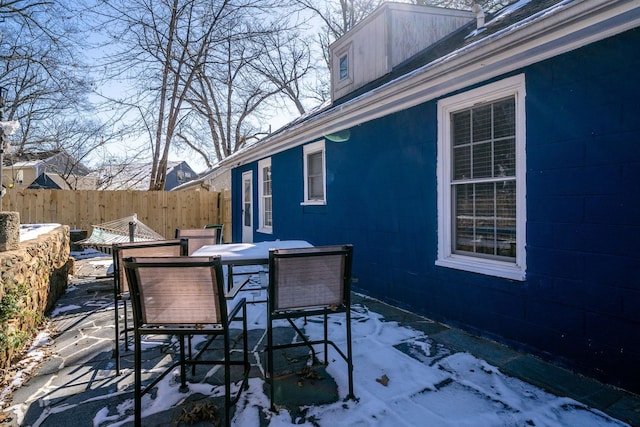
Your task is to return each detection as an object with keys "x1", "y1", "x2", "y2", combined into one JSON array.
[{"x1": 0, "y1": 225, "x2": 72, "y2": 370}]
